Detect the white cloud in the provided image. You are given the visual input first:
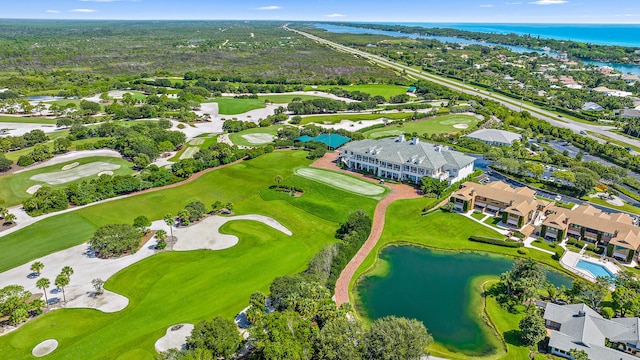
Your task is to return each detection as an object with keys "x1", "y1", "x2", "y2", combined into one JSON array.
[
  {"x1": 529, "y1": 0, "x2": 568, "y2": 5},
  {"x1": 69, "y1": 8, "x2": 98, "y2": 13},
  {"x1": 480, "y1": 4, "x2": 494, "y2": 7},
  {"x1": 256, "y1": 6, "x2": 282, "y2": 10},
  {"x1": 46, "y1": 10, "x2": 61, "y2": 13},
  {"x1": 325, "y1": 13, "x2": 345, "y2": 17},
  {"x1": 505, "y1": 2, "x2": 523, "y2": 4}
]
